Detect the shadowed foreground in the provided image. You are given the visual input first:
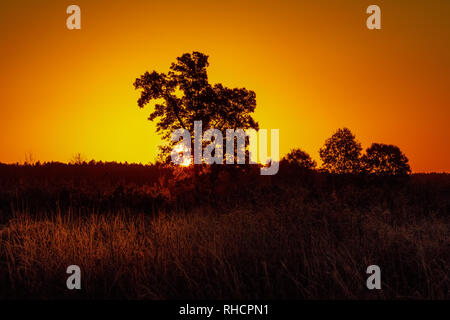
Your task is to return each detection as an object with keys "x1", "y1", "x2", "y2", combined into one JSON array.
[{"x1": 0, "y1": 165, "x2": 448, "y2": 299}]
